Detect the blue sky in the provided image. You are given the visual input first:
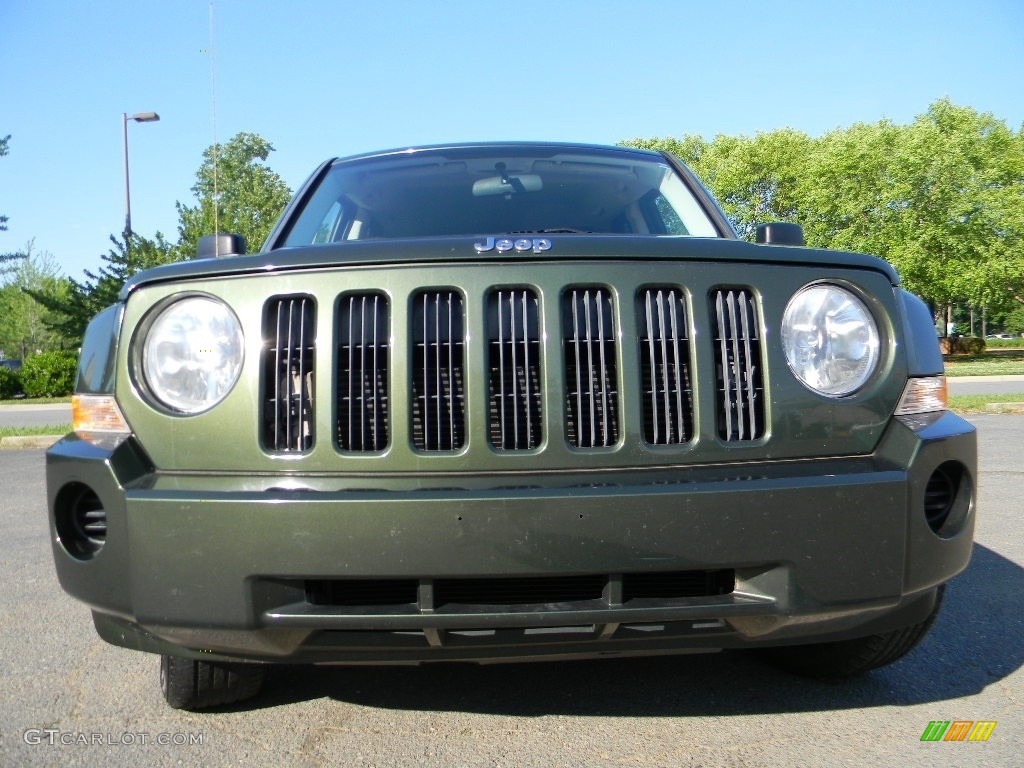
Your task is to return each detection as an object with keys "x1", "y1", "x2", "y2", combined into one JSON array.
[{"x1": 2, "y1": 0, "x2": 1022, "y2": 279}]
